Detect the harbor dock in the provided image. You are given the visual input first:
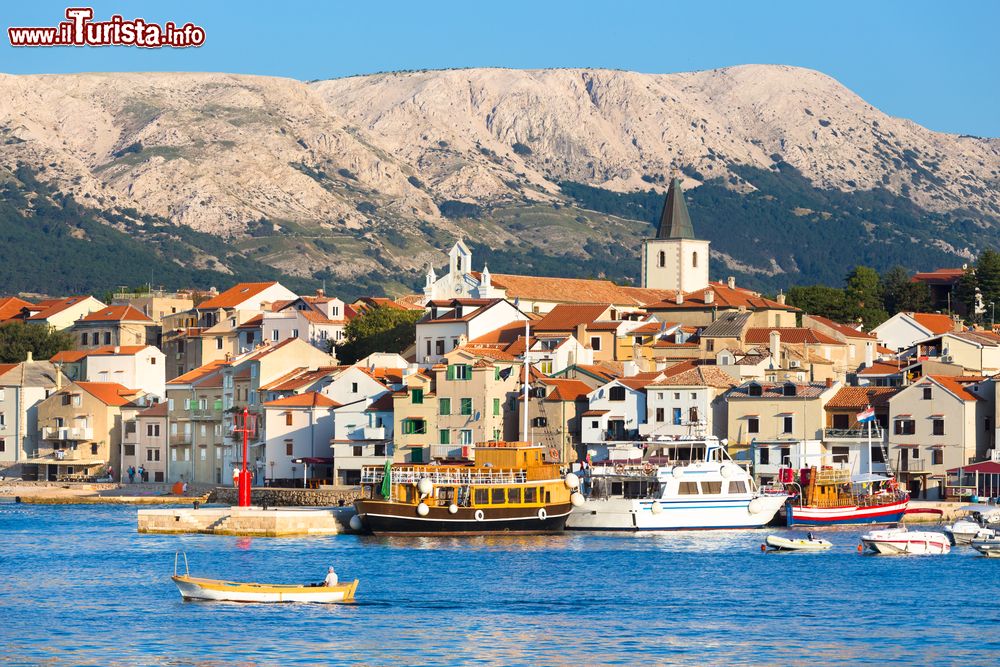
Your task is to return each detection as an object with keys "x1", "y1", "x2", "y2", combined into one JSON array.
[{"x1": 137, "y1": 506, "x2": 355, "y2": 536}]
